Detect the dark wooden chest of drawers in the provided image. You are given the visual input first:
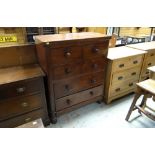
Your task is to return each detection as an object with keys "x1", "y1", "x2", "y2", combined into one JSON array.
[
  {"x1": 35, "y1": 32, "x2": 111, "y2": 123},
  {"x1": 0, "y1": 64, "x2": 50, "y2": 127}
]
